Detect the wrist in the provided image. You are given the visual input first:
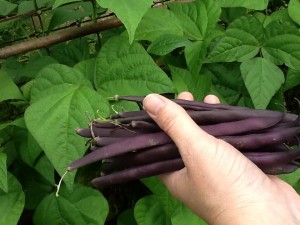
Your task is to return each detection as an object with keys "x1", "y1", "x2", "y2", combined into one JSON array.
[{"x1": 209, "y1": 187, "x2": 300, "y2": 225}]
